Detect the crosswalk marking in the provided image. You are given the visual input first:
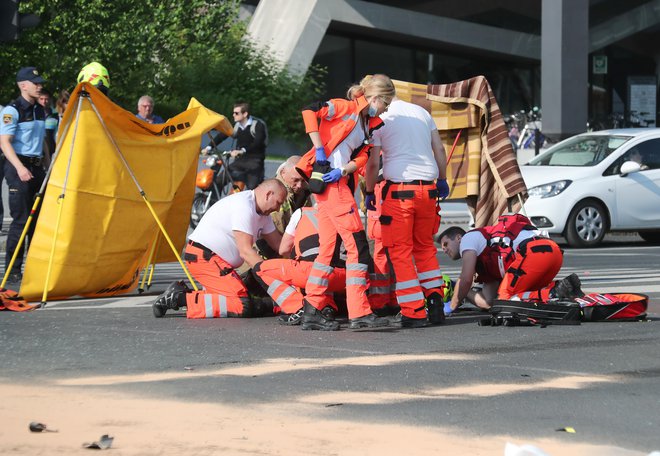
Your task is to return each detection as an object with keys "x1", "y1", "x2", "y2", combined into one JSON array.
[{"x1": 15, "y1": 255, "x2": 657, "y2": 310}]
